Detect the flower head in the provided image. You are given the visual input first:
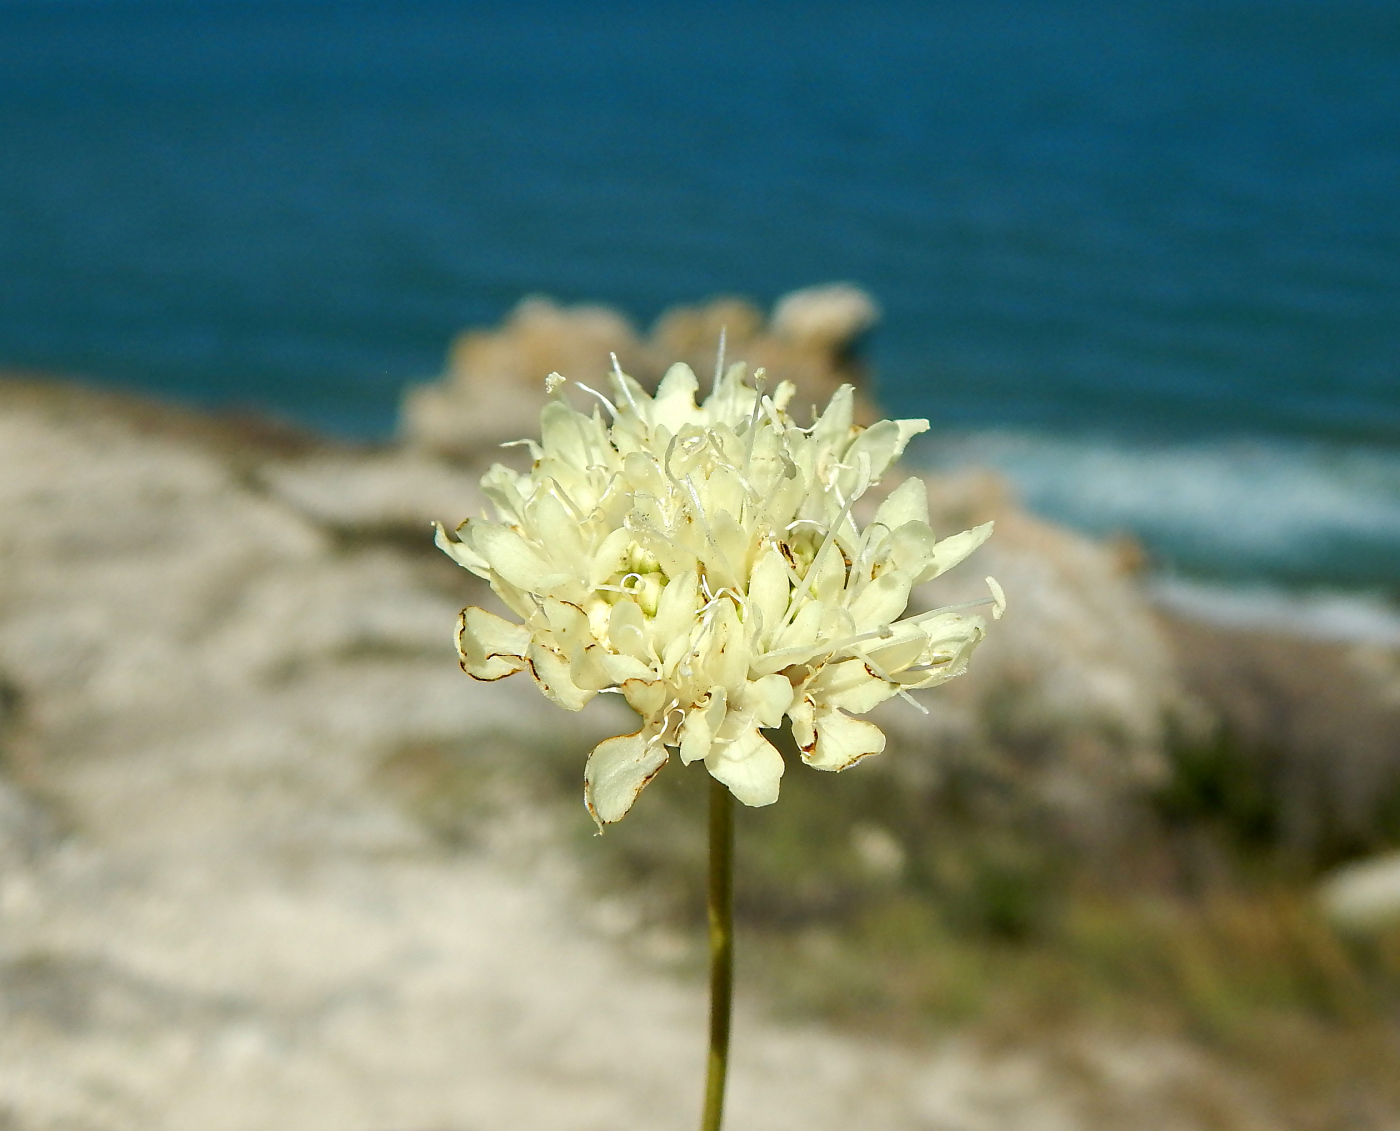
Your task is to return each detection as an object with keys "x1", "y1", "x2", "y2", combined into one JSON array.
[{"x1": 437, "y1": 361, "x2": 1003, "y2": 829}]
